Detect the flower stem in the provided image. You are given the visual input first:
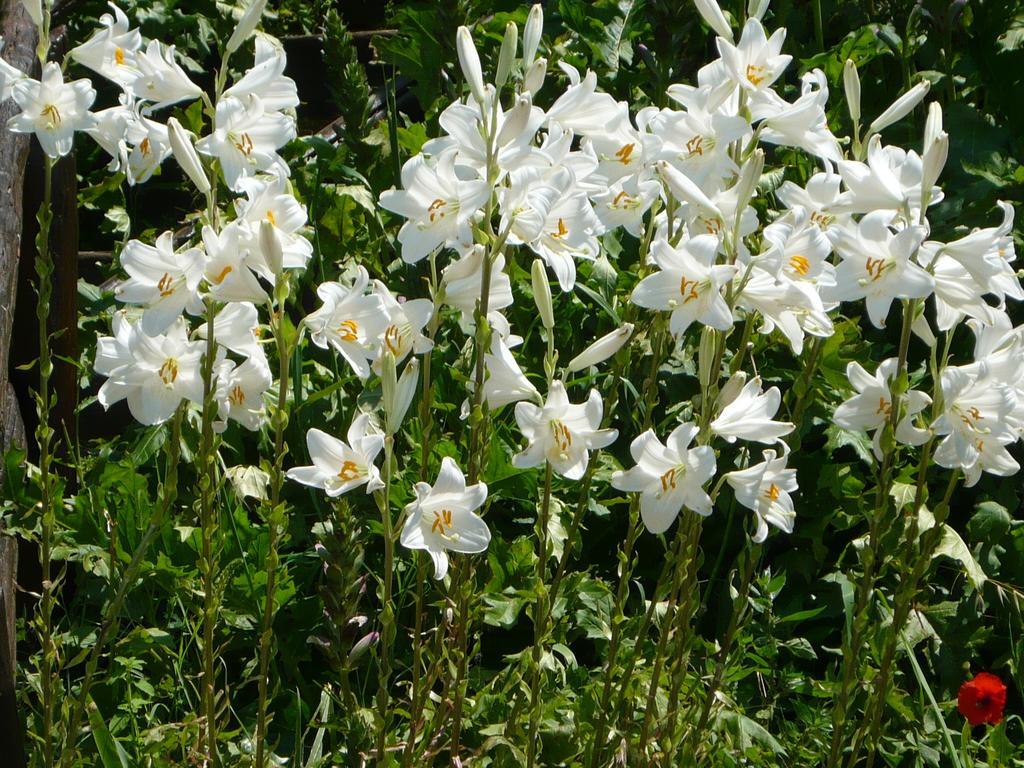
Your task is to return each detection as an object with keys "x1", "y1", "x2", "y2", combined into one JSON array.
[
  {"x1": 255, "y1": 277, "x2": 293, "y2": 767},
  {"x1": 826, "y1": 298, "x2": 918, "y2": 768},
  {"x1": 374, "y1": 434, "x2": 396, "y2": 765},
  {"x1": 34, "y1": 150, "x2": 58, "y2": 768},
  {"x1": 526, "y1": 462, "x2": 554, "y2": 768},
  {"x1": 198, "y1": 296, "x2": 221, "y2": 767}
]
